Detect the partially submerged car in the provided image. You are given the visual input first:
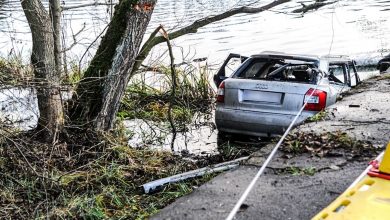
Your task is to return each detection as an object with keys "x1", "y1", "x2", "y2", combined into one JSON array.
[
  {"x1": 214, "y1": 52, "x2": 360, "y2": 137},
  {"x1": 377, "y1": 54, "x2": 390, "y2": 73}
]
